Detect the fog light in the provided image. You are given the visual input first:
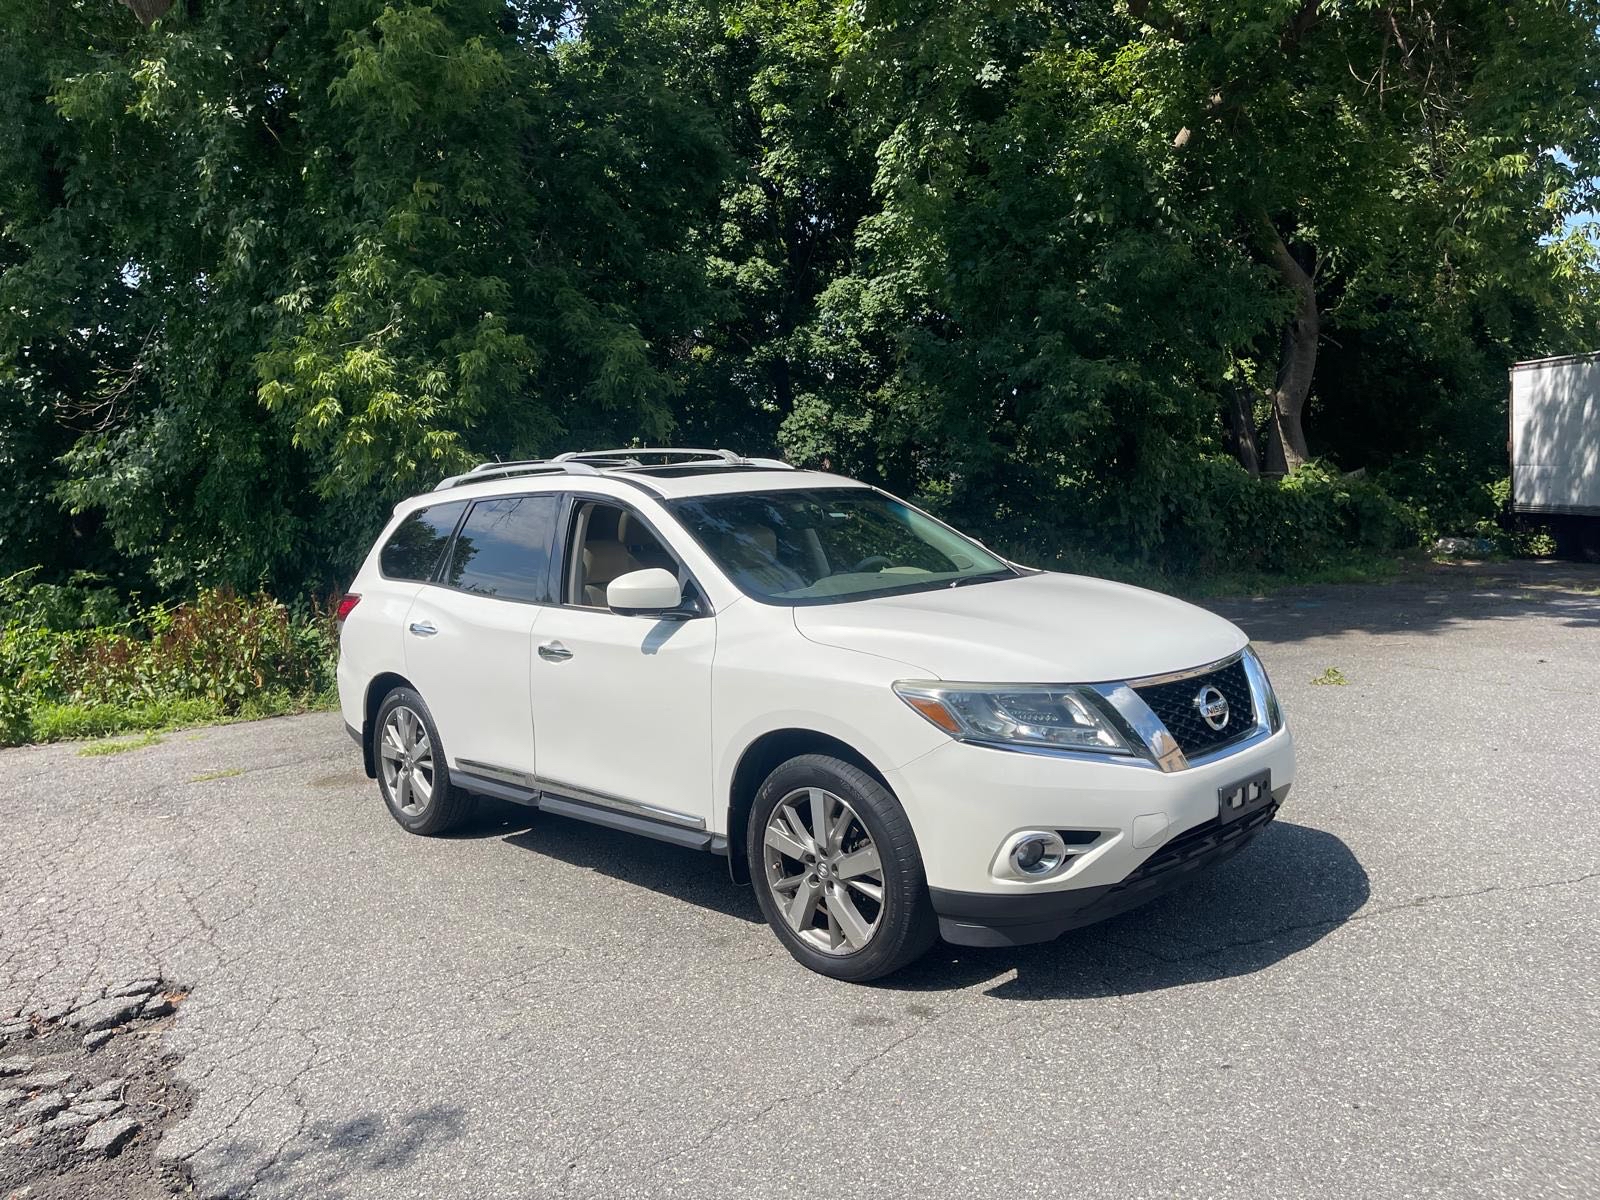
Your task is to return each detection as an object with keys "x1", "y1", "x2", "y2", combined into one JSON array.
[
  {"x1": 1014, "y1": 837, "x2": 1048, "y2": 872},
  {"x1": 1006, "y1": 830, "x2": 1068, "y2": 878}
]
